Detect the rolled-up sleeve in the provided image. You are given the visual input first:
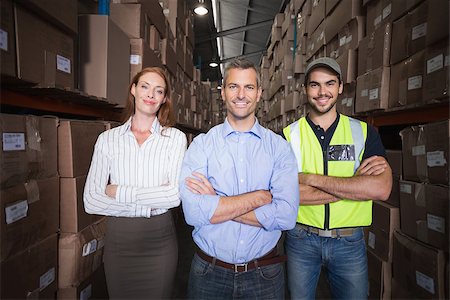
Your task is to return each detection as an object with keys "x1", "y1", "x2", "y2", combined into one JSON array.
[
  {"x1": 254, "y1": 140, "x2": 299, "y2": 231},
  {"x1": 180, "y1": 136, "x2": 221, "y2": 227}
]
